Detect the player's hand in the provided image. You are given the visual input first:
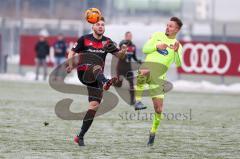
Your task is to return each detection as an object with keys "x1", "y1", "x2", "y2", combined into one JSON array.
[
  {"x1": 171, "y1": 41, "x2": 180, "y2": 52},
  {"x1": 118, "y1": 44, "x2": 127, "y2": 59},
  {"x1": 121, "y1": 44, "x2": 128, "y2": 51},
  {"x1": 156, "y1": 43, "x2": 168, "y2": 50}
]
